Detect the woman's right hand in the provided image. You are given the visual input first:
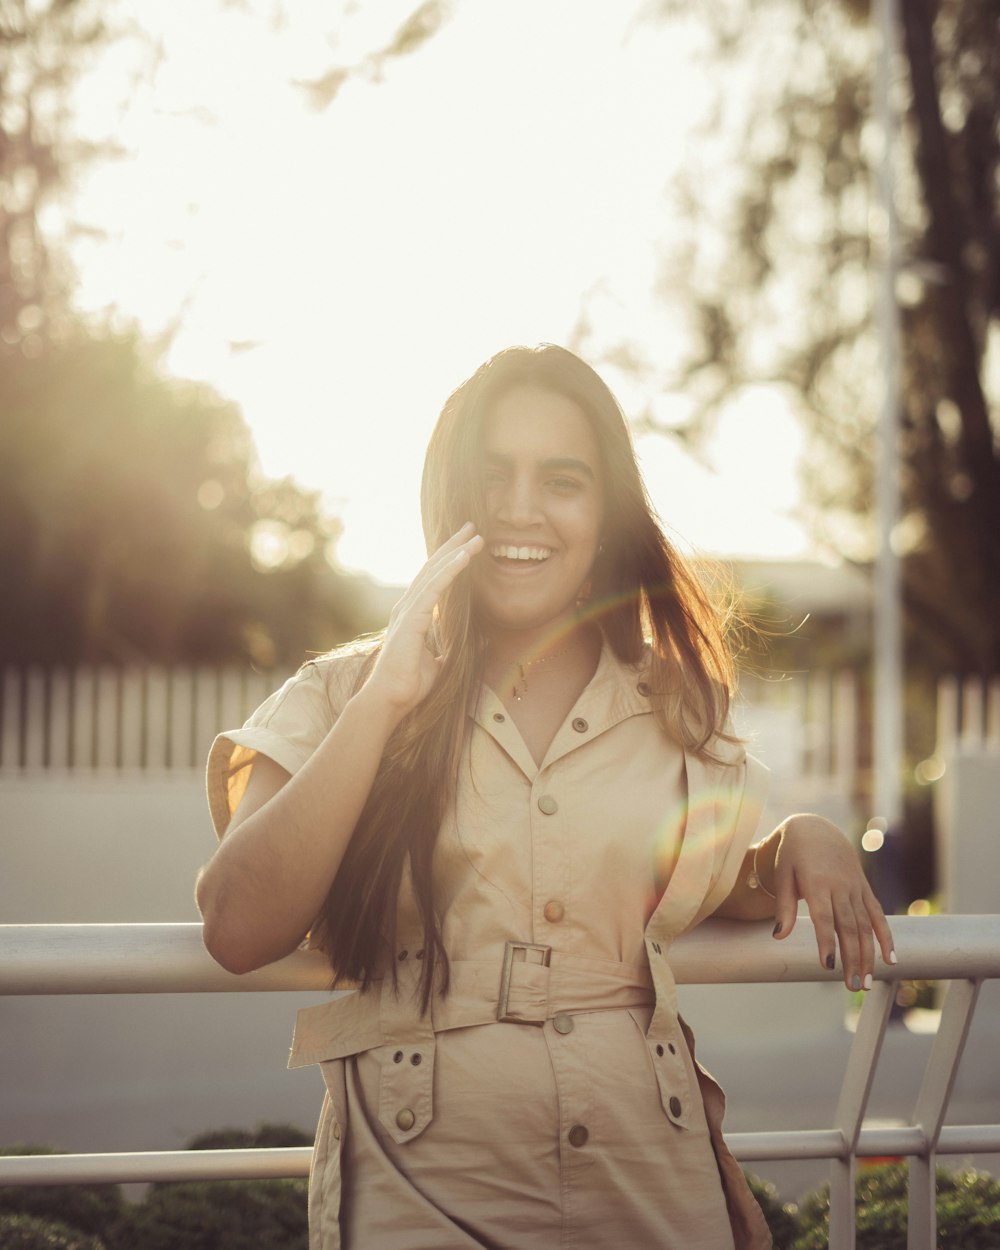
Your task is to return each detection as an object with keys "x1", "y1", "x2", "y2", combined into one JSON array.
[{"x1": 364, "y1": 522, "x2": 483, "y2": 718}]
